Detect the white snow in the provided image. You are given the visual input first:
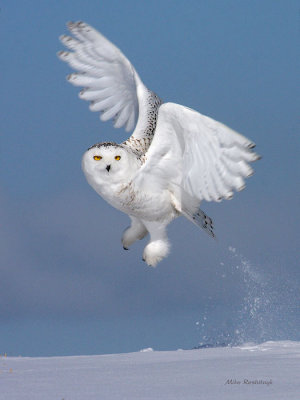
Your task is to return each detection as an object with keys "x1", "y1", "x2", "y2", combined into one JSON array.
[
  {"x1": 1, "y1": 341, "x2": 299, "y2": 400},
  {"x1": 139, "y1": 347, "x2": 154, "y2": 352}
]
